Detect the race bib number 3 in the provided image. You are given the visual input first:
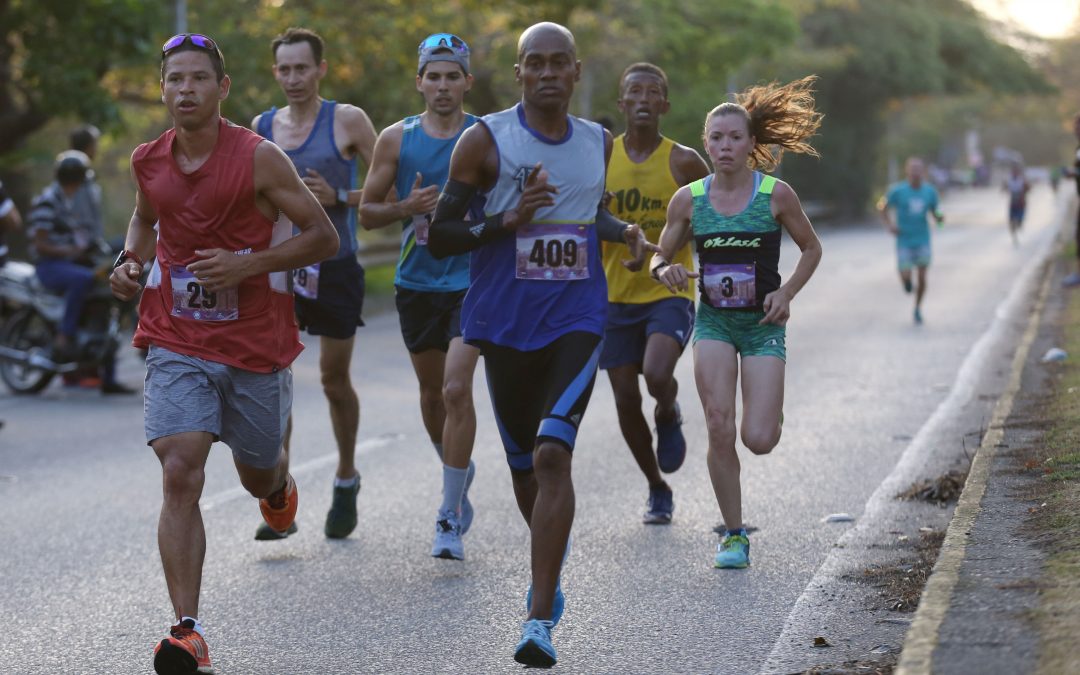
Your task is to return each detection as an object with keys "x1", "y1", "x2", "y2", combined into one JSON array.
[
  {"x1": 515, "y1": 223, "x2": 589, "y2": 281},
  {"x1": 293, "y1": 263, "x2": 320, "y2": 300},
  {"x1": 170, "y1": 266, "x2": 239, "y2": 321},
  {"x1": 703, "y1": 263, "x2": 756, "y2": 308}
]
